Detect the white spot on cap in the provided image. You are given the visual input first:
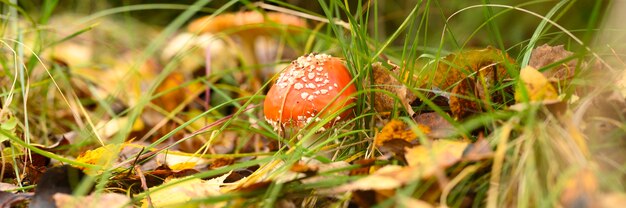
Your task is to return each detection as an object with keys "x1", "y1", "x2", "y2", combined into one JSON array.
[
  {"x1": 294, "y1": 83, "x2": 303, "y2": 90},
  {"x1": 300, "y1": 92, "x2": 309, "y2": 99}
]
